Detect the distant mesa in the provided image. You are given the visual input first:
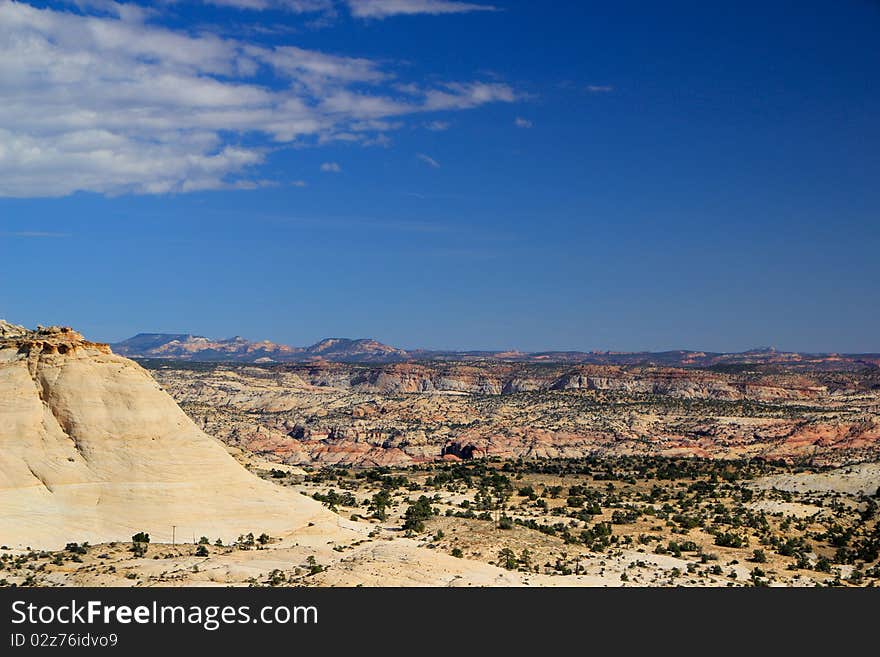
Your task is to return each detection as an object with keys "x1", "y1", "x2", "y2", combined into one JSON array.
[
  {"x1": 111, "y1": 330, "x2": 880, "y2": 369},
  {"x1": 113, "y1": 333, "x2": 410, "y2": 363},
  {"x1": 305, "y1": 337, "x2": 409, "y2": 362}
]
